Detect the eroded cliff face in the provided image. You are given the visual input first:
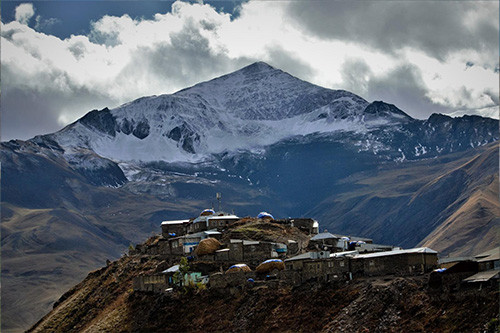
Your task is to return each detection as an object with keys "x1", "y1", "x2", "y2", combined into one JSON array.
[{"x1": 29, "y1": 250, "x2": 498, "y2": 333}]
